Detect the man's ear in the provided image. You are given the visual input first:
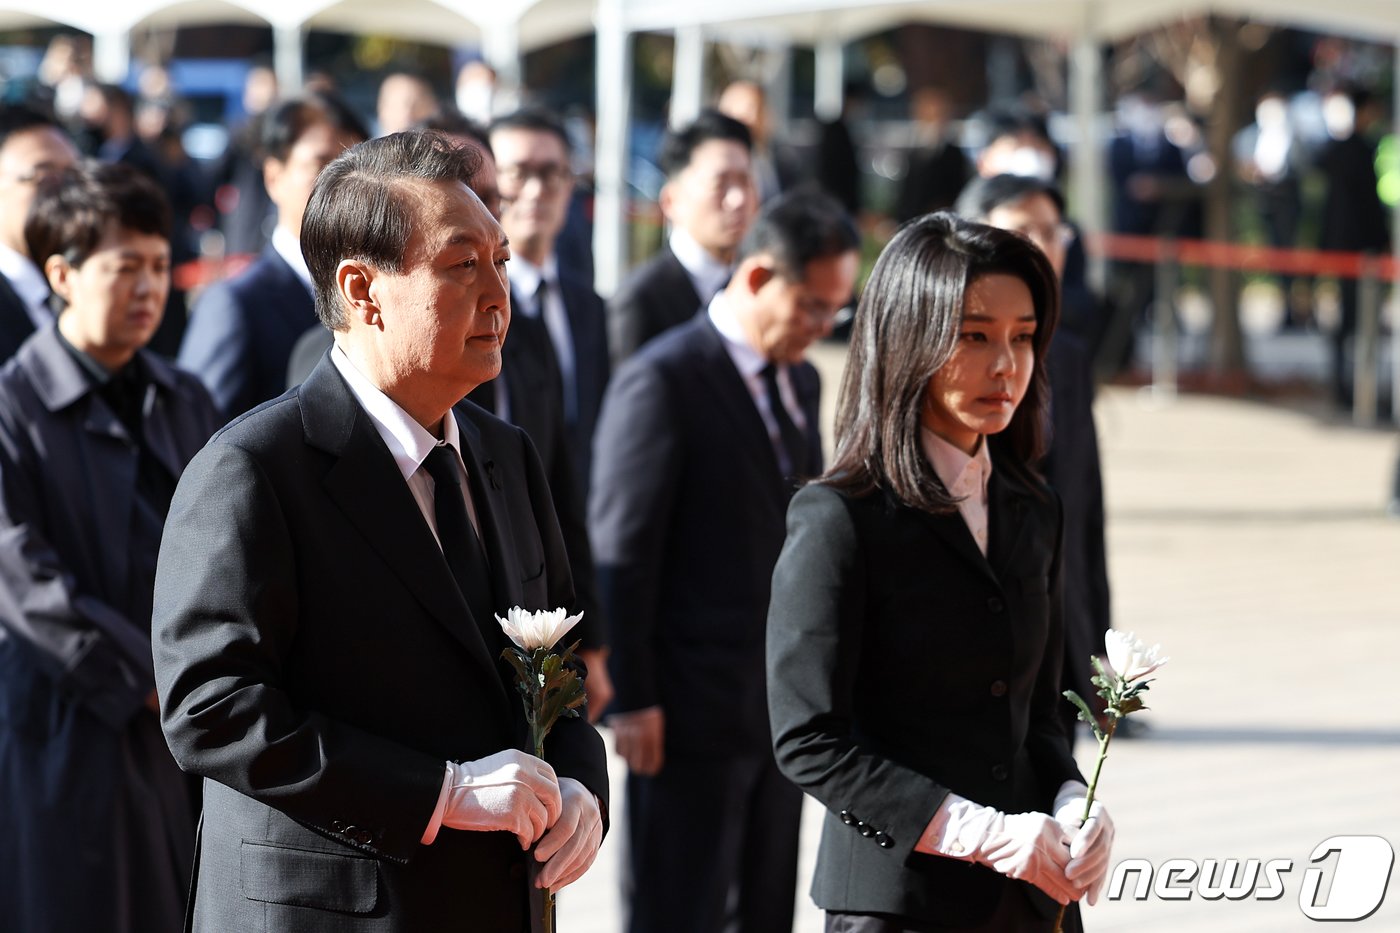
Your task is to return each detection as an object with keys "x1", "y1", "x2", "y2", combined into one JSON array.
[
  {"x1": 336, "y1": 259, "x2": 379, "y2": 326},
  {"x1": 740, "y1": 257, "x2": 775, "y2": 296},
  {"x1": 658, "y1": 180, "x2": 677, "y2": 223},
  {"x1": 262, "y1": 157, "x2": 284, "y2": 201},
  {"x1": 43, "y1": 254, "x2": 72, "y2": 304}
]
